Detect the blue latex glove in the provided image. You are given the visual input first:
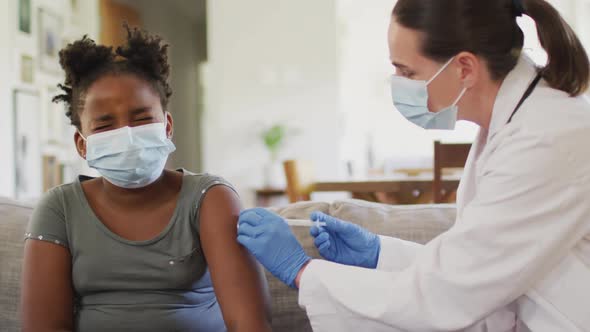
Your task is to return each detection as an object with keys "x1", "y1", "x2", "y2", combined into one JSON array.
[
  {"x1": 310, "y1": 211, "x2": 381, "y2": 269},
  {"x1": 237, "y1": 208, "x2": 311, "y2": 288}
]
